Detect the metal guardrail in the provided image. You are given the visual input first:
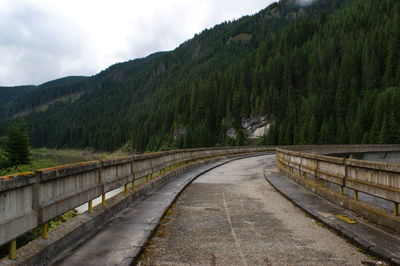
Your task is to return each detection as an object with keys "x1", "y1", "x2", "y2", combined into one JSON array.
[
  {"x1": 276, "y1": 145, "x2": 400, "y2": 219},
  {"x1": 0, "y1": 146, "x2": 273, "y2": 259}
]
